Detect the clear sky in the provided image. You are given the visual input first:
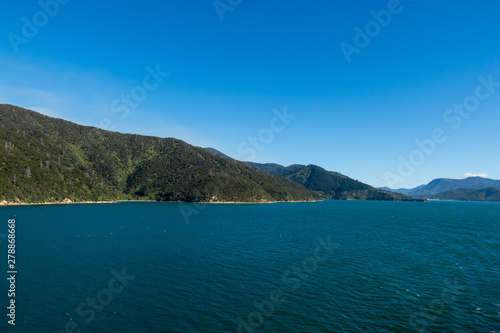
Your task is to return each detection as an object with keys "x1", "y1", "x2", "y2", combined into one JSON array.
[{"x1": 1, "y1": 0, "x2": 499, "y2": 188}]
